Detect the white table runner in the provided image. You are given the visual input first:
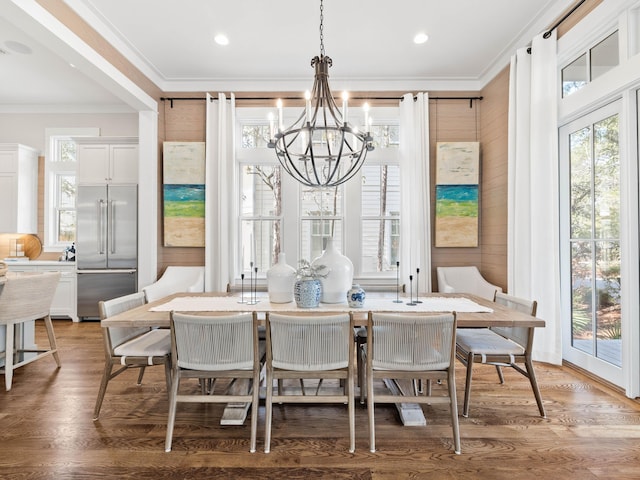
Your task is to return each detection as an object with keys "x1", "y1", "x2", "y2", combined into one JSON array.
[{"x1": 150, "y1": 295, "x2": 493, "y2": 313}]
